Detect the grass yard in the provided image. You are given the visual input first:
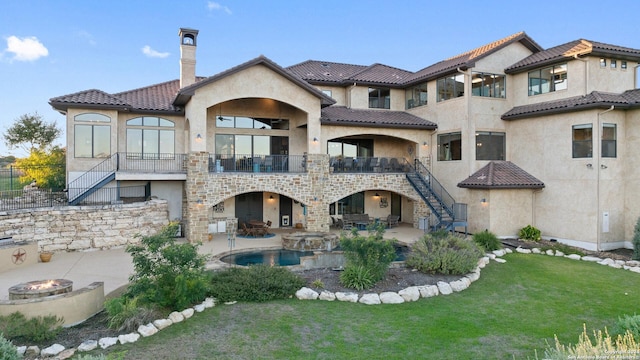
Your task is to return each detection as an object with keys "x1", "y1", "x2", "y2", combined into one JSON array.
[{"x1": 99, "y1": 254, "x2": 640, "y2": 360}]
